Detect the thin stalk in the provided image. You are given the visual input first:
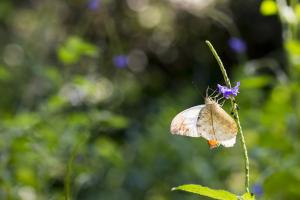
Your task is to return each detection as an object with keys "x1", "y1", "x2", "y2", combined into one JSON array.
[
  {"x1": 205, "y1": 40, "x2": 250, "y2": 193},
  {"x1": 65, "y1": 135, "x2": 88, "y2": 200},
  {"x1": 65, "y1": 148, "x2": 75, "y2": 200}
]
